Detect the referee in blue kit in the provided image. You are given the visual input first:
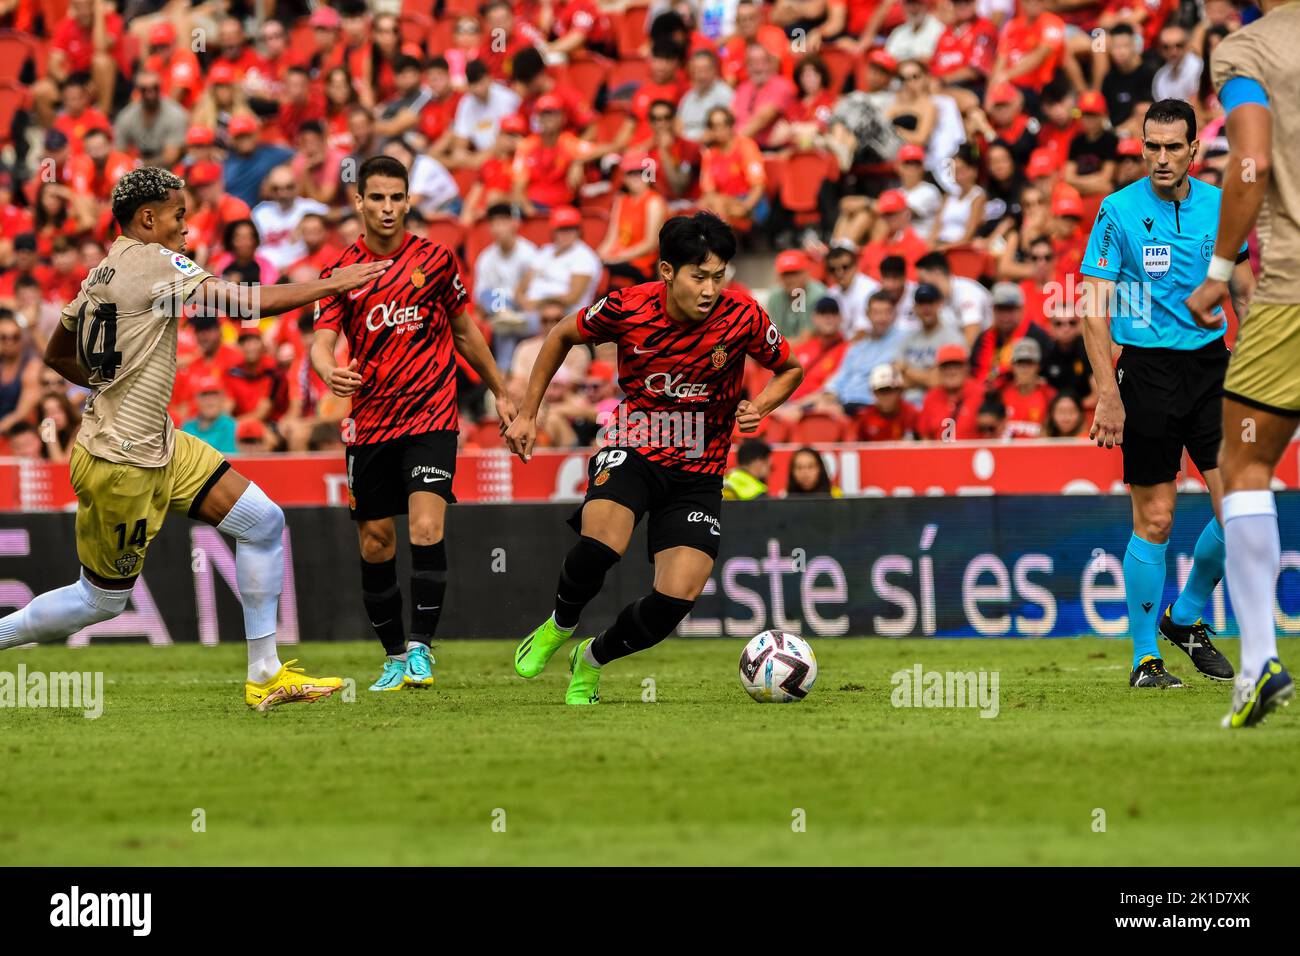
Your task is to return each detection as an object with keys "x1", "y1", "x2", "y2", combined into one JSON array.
[{"x1": 1079, "y1": 98, "x2": 1256, "y2": 689}]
